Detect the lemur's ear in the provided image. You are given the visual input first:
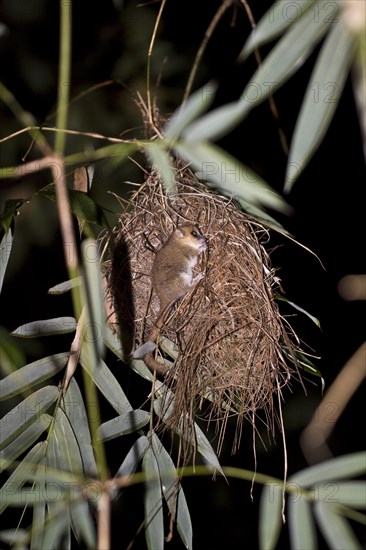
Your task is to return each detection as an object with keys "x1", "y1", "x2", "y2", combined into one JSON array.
[{"x1": 175, "y1": 228, "x2": 184, "y2": 239}]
